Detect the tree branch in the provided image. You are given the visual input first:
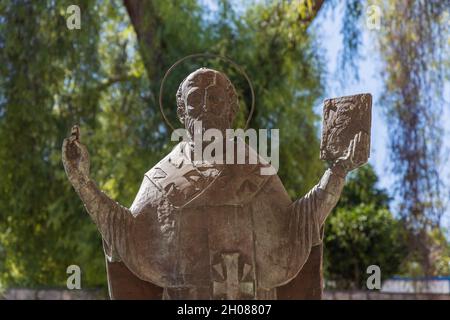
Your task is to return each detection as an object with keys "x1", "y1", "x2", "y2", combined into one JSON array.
[{"x1": 123, "y1": 0, "x2": 163, "y2": 82}]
